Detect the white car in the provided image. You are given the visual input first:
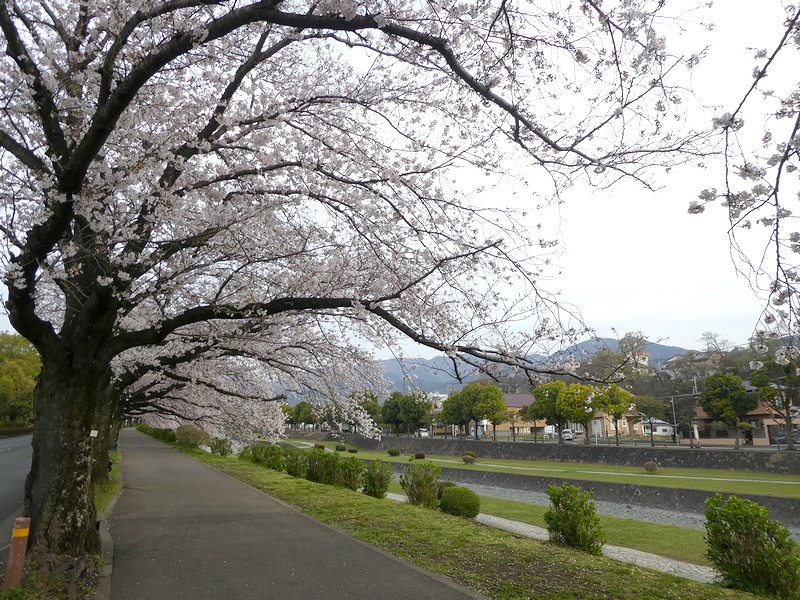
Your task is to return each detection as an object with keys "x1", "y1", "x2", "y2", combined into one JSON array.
[{"x1": 561, "y1": 429, "x2": 574, "y2": 441}]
